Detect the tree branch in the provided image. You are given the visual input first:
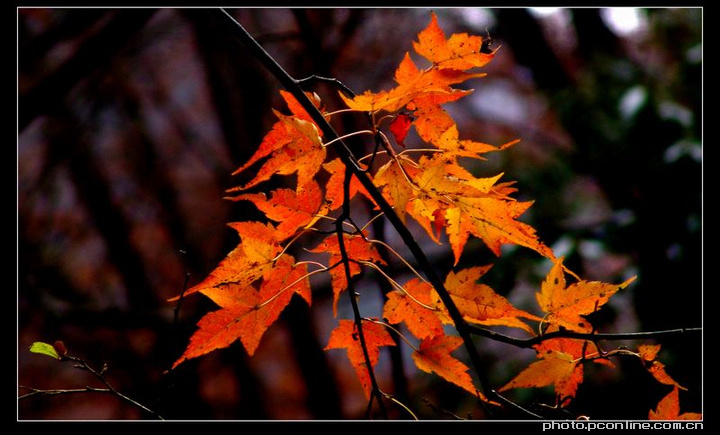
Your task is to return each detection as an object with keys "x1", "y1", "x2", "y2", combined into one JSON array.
[
  {"x1": 20, "y1": 353, "x2": 164, "y2": 420},
  {"x1": 336, "y1": 165, "x2": 387, "y2": 418},
  {"x1": 206, "y1": 8, "x2": 539, "y2": 418},
  {"x1": 468, "y1": 325, "x2": 703, "y2": 348}
]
